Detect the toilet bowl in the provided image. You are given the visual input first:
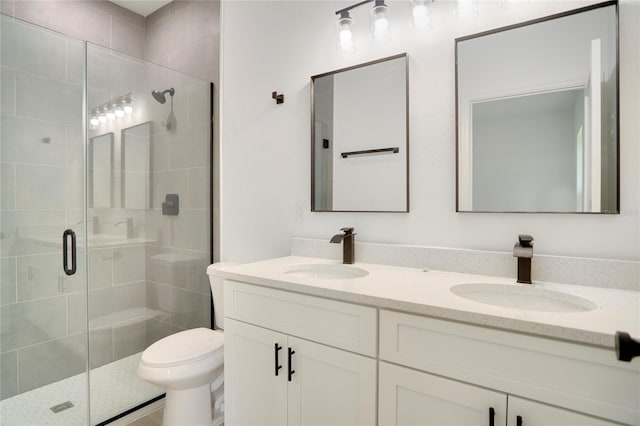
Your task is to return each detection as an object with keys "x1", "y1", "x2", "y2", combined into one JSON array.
[{"x1": 137, "y1": 262, "x2": 235, "y2": 426}]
